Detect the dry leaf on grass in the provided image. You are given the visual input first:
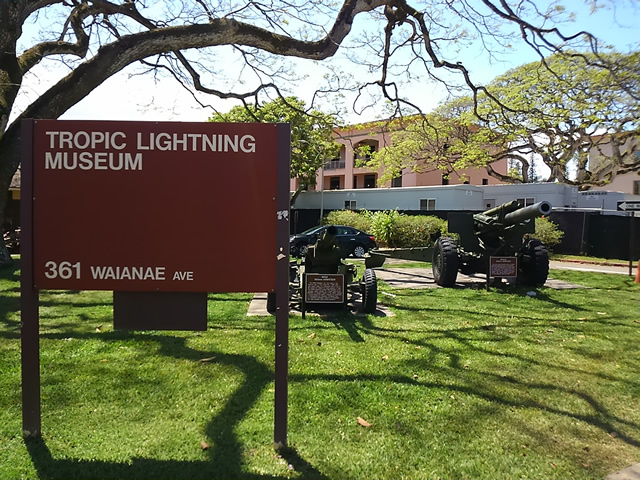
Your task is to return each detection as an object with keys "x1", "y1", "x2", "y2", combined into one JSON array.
[
  {"x1": 200, "y1": 441, "x2": 210, "y2": 450},
  {"x1": 357, "y1": 416, "x2": 372, "y2": 427}
]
